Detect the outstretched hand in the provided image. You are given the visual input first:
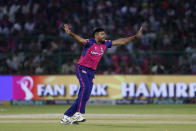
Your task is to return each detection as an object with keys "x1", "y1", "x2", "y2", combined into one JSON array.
[
  {"x1": 136, "y1": 26, "x2": 143, "y2": 39},
  {"x1": 63, "y1": 24, "x2": 72, "y2": 35}
]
